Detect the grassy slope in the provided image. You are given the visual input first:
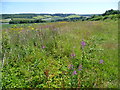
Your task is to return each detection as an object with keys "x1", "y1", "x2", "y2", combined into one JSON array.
[
  {"x1": 2, "y1": 20, "x2": 118, "y2": 88},
  {"x1": 0, "y1": 19, "x2": 11, "y2": 23},
  {"x1": 65, "y1": 15, "x2": 81, "y2": 18}
]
